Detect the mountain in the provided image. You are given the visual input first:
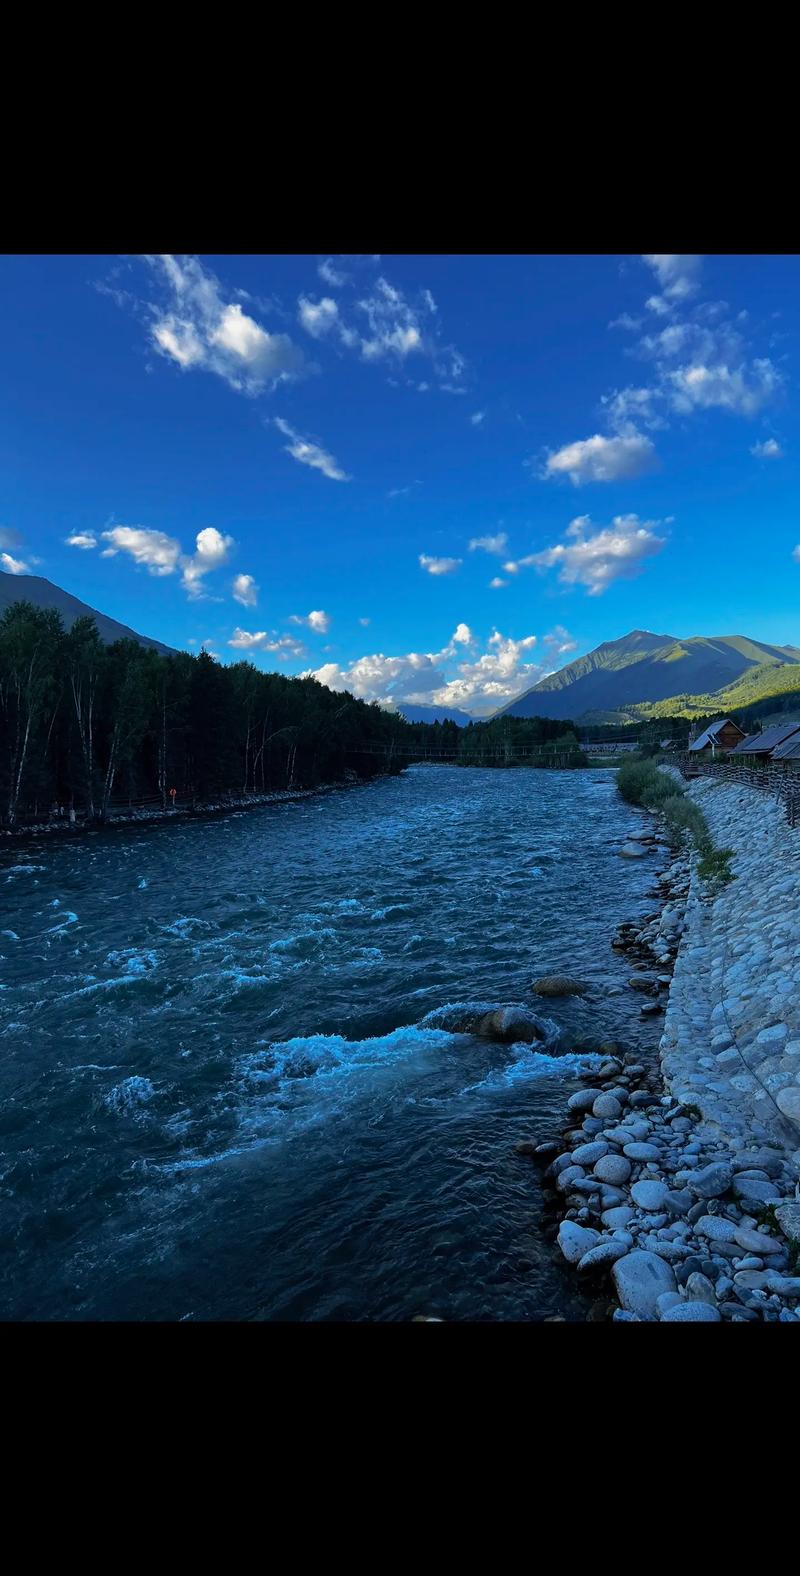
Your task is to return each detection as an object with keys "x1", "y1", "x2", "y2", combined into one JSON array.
[
  {"x1": 395, "y1": 703, "x2": 474, "y2": 725},
  {"x1": 494, "y1": 630, "x2": 800, "y2": 724},
  {"x1": 0, "y1": 571, "x2": 176, "y2": 655}
]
